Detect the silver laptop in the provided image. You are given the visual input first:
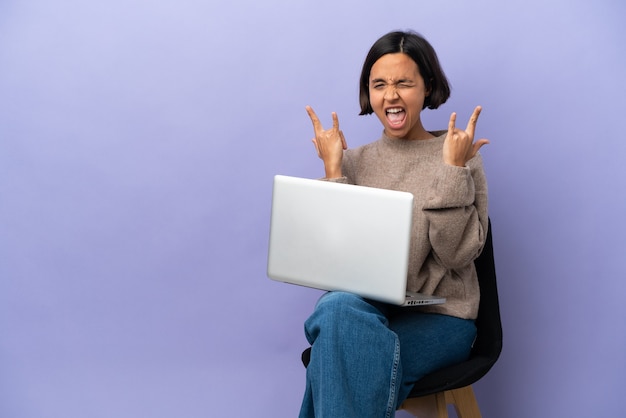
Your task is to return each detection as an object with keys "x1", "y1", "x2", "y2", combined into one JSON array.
[{"x1": 267, "y1": 175, "x2": 445, "y2": 306}]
